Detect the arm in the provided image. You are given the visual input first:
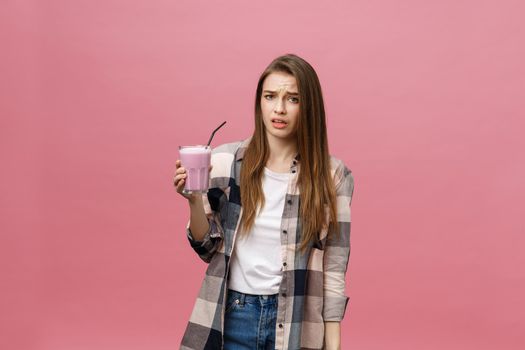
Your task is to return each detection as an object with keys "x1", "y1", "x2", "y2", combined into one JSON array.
[
  {"x1": 175, "y1": 152, "x2": 227, "y2": 263},
  {"x1": 187, "y1": 195, "x2": 211, "y2": 242},
  {"x1": 323, "y1": 165, "x2": 354, "y2": 348},
  {"x1": 186, "y1": 189, "x2": 225, "y2": 263},
  {"x1": 324, "y1": 321, "x2": 341, "y2": 350}
]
